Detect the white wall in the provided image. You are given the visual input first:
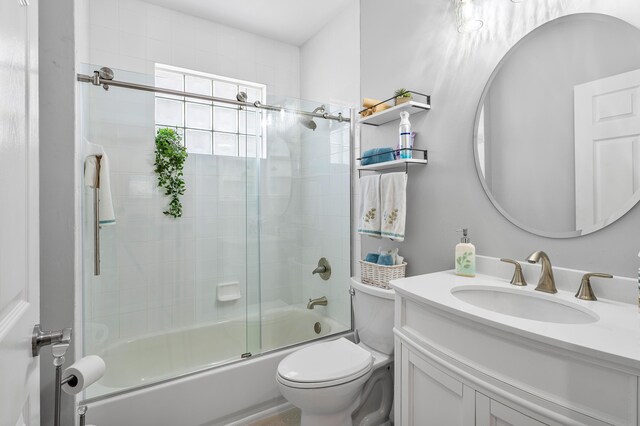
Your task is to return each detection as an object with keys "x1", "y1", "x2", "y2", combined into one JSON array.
[
  {"x1": 85, "y1": 0, "x2": 300, "y2": 98},
  {"x1": 300, "y1": 0, "x2": 360, "y2": 107},
  {"x1": 360, "y1": 0, "x2": 640, "y2": 278}
]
